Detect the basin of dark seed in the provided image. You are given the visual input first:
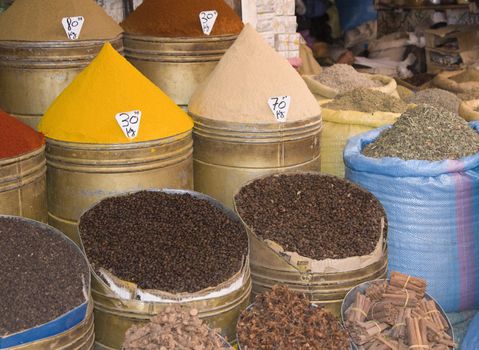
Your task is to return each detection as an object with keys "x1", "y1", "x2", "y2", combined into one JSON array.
[
  {"x1": 79, "y1": 191, "x2": 248, "y2": 293},
  {"x1": 234, "y1": 173, "x2": 385, "y2": 260},
  {"x1": 0, "y1": 217, "x2": 88, "y2": 337}
]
